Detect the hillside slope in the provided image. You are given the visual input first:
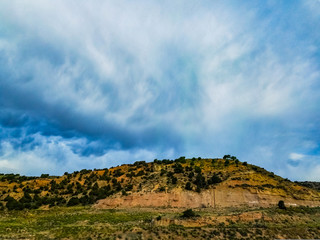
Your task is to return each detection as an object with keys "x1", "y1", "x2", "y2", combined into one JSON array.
[{"x1": 0, "y1": 156, "x2": 319, "y2": 210}]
